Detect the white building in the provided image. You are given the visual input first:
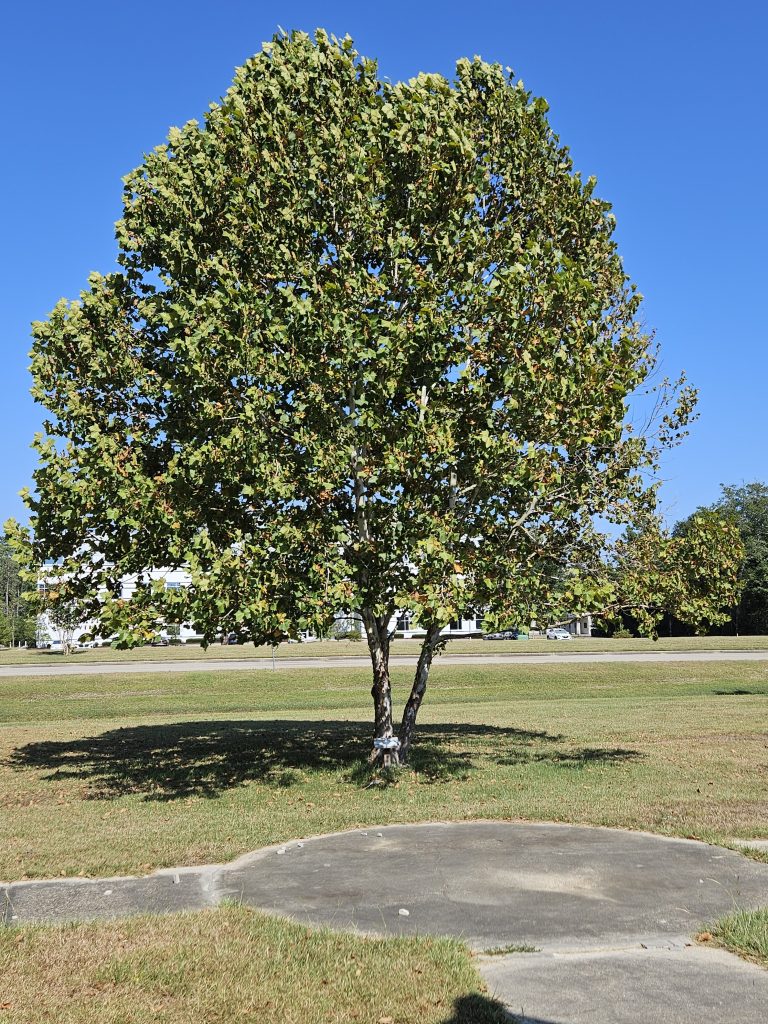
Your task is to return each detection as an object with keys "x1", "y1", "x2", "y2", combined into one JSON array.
[
  {"x1": 37, "y1": 567, "x2": 204, "y2": 647},
  {"x1": 390, "y1": 610, "x2": 484, "y2": 638},
  {"x1": 37, "y1": 565, "x2": 591, "y2": 646}
]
